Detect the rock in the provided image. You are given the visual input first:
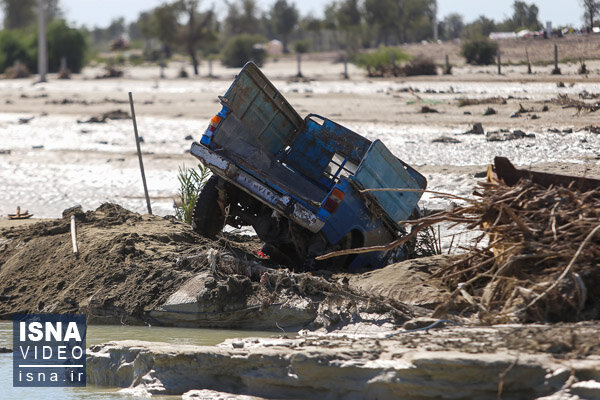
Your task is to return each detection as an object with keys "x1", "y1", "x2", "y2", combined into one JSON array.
[
  {"x1": 486, "y1": 130, "x2": 535, "y2": 142},
  {"x1": 183, "y1": 390, "x2": 265, "y2": 400},
  {"x1": 432, "y1": 136, "x2": 461, "y2": 144},
  {"x1": 463, "y1": 111, "x2": 471, "y2": 115},
  {"x1": 185, "y1": 135, "x2": 194, "y2": 140},
  {"x1": 570, "y1": 380, "x2": 600, "y2": 399},
  {"x1": 483, "y1": 107, "x2": 497, "y2": 116},
  {"x1": 420, "y1": 106, "x2": 438, "y2": 113},
  {"x1": 464, "y1": 122, "x2": 484, "y2": 135},
  {"x1": 86, "y1": 331, "x2": 600, "y2": 399}
]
